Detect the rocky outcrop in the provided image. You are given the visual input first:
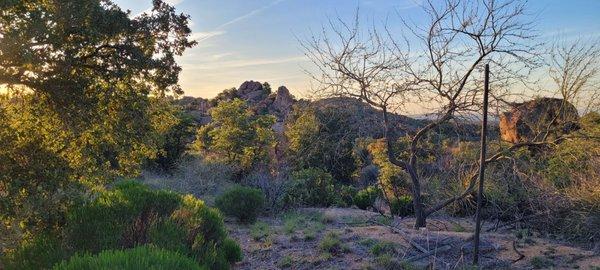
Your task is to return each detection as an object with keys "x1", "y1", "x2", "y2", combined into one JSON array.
[
  {"x1": 499, "y1": 98, "x2": 579, "y2": 143},
  {"x1": 272, "y1": 86, "x2": 295, "y2": 117},
  {"x1": 238, "y1": 81, "x2": 268, "y2": 103}
]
